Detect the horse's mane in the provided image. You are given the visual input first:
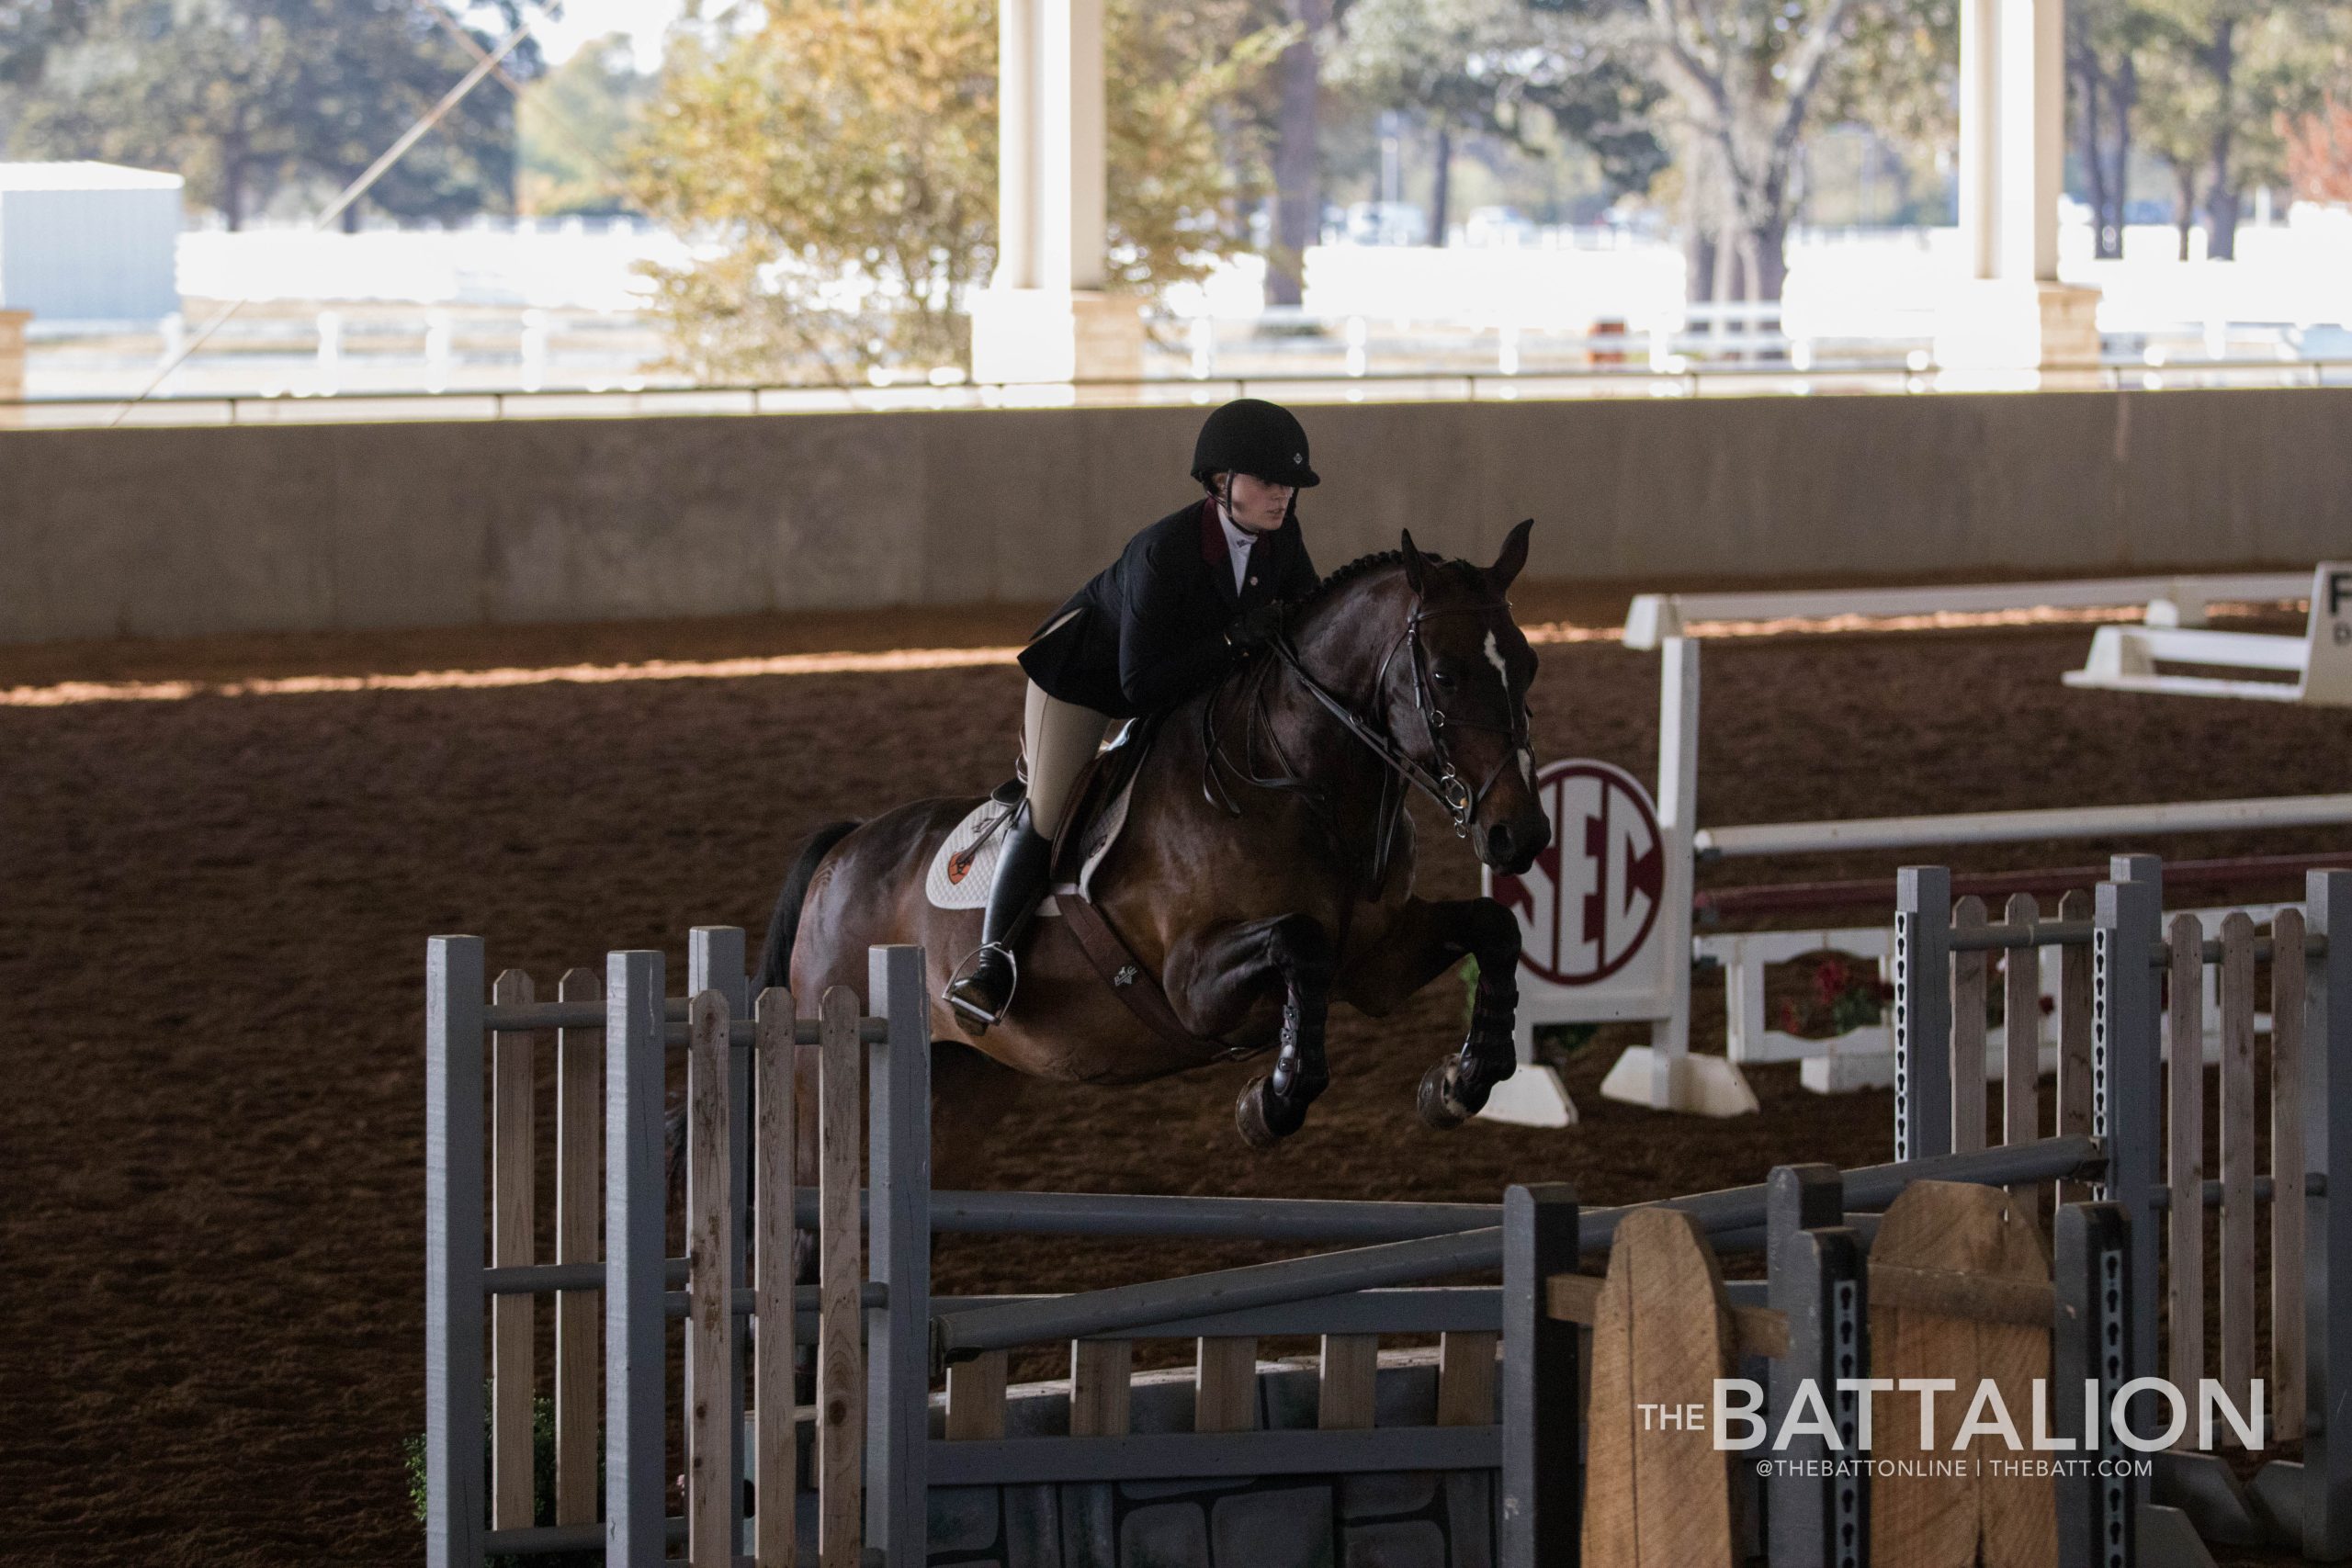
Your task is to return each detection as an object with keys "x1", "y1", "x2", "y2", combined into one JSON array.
[{"x1": 1294, "y1": 547, "x2": 1482, "y2": 616}]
